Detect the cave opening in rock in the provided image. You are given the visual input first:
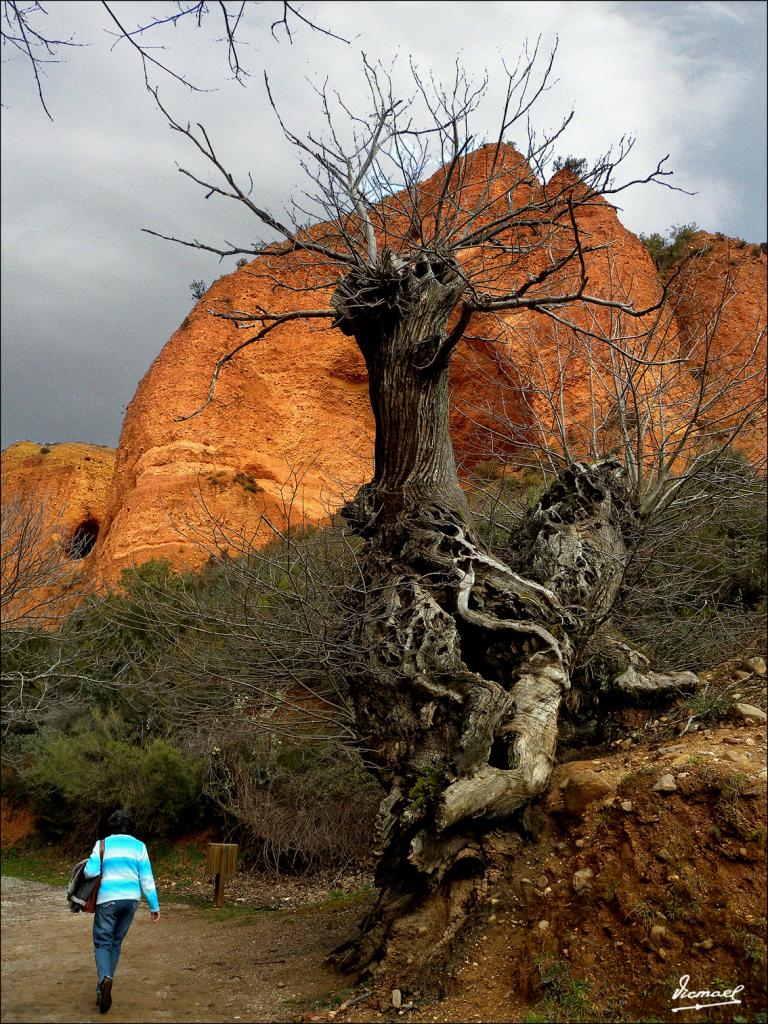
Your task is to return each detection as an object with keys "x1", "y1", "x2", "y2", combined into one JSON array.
[{"x1": 66, "y1": 518, "x2": 100, "y2": 559}]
